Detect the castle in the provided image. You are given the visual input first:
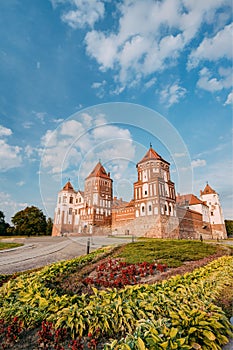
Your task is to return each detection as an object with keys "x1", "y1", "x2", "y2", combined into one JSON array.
[{"x1": 52, "y1": 146, "x2": 227, "y2": 240}]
